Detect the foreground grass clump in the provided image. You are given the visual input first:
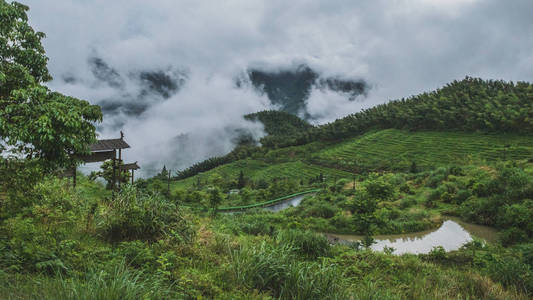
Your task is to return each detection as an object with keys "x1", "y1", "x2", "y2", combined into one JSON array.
[
  {"x1": 0, "y1": 261, "x2": 176, "y2": 300},
  {"x1": 275, "y1": 229, "x2": 330, "y2": 258},
  {"x1": 229, "y1": 241, "x2": 346, "y2": 299},
  {"x1": 97, "y1": 185, "x2": 194, "y2": 242}
]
